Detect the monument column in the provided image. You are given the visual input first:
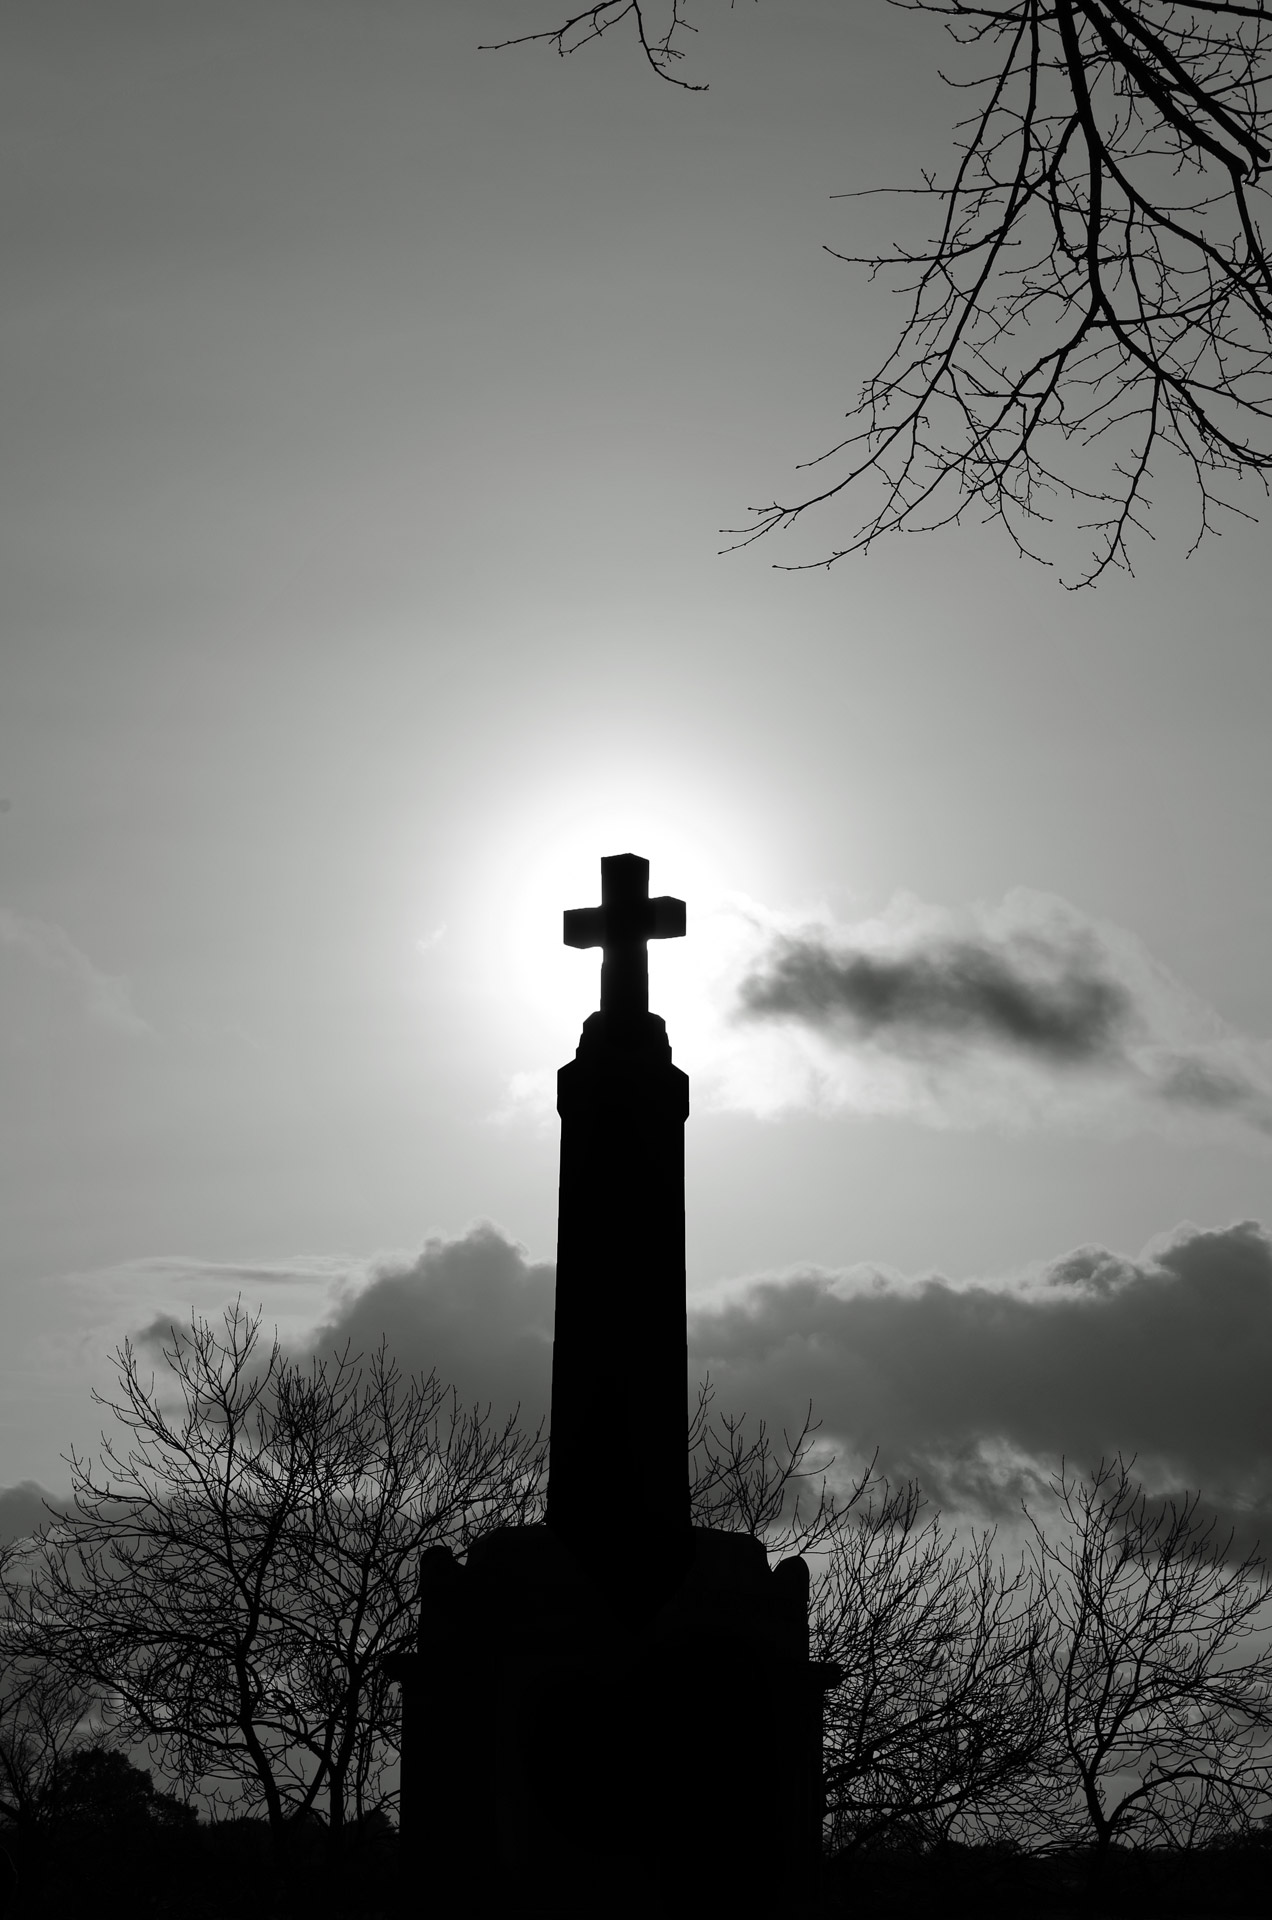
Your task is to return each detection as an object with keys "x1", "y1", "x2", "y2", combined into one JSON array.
[
  {"x1": 547, "y1": 853, "x2": 690, "y2": 1560},
  {"x1": 392, "y1": 849, "x2": 831, "y2": 1914}
]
